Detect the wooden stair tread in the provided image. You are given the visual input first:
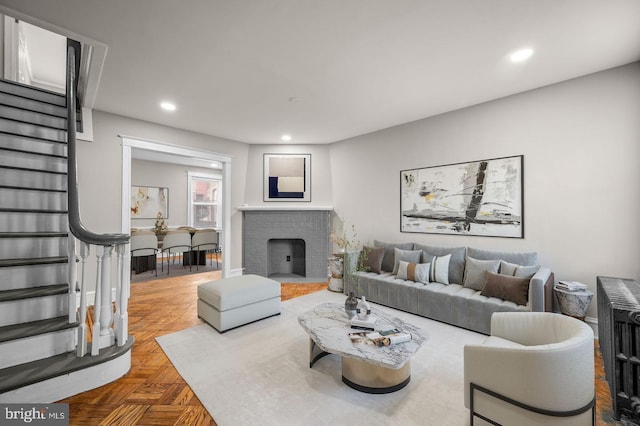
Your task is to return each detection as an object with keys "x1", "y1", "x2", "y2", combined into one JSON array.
[
  {"x1": 0, "y1": 283, "x2": 69, "y2": 303},
  {"x1": 0, "y1": 208, "x2": 68, "y2": 214},
  {"x1": 0, "y1": 336, "x2": 134, "y2": 394},
  {"x1": 0, "y1": 315, "x2": 76, "y2": 343},
  {"x1": 0, "y1": 256, "x2": 68, "y2": 268},
  {"x1": 0, "y1": 232, "x2": 68, "y2": 238},
  {"x1": 0, "y1": 184, "x2": 66, "y2": 193},
  {"x1": 0, "y1": 164, "x2": 67, "y2": 175}
]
